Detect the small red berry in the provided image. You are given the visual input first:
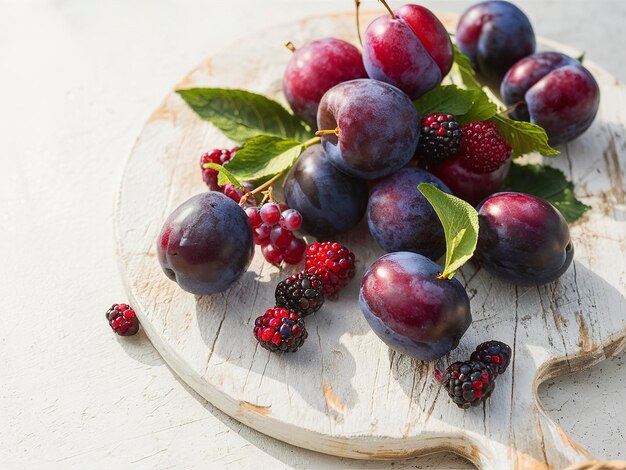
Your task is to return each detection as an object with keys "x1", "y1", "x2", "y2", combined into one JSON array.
[
  {"x1": 106, "y1": 304, "x2": 139, "y2": 336},
  {"x1": 260, "y1": 203, "x2": 281, "y2": 225},
  {"x1": 246, "y1": 207, "x2": 262, "y2": 228},
  {"x1": 270, "y1": 226, "x2": 293, "y2": 250},
  {"x1": 262, "y1": 244, "x2": 283, "y2": 265},
  {"x1": 283, "y1": 237, "x2": 307, "y2": 265}
]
